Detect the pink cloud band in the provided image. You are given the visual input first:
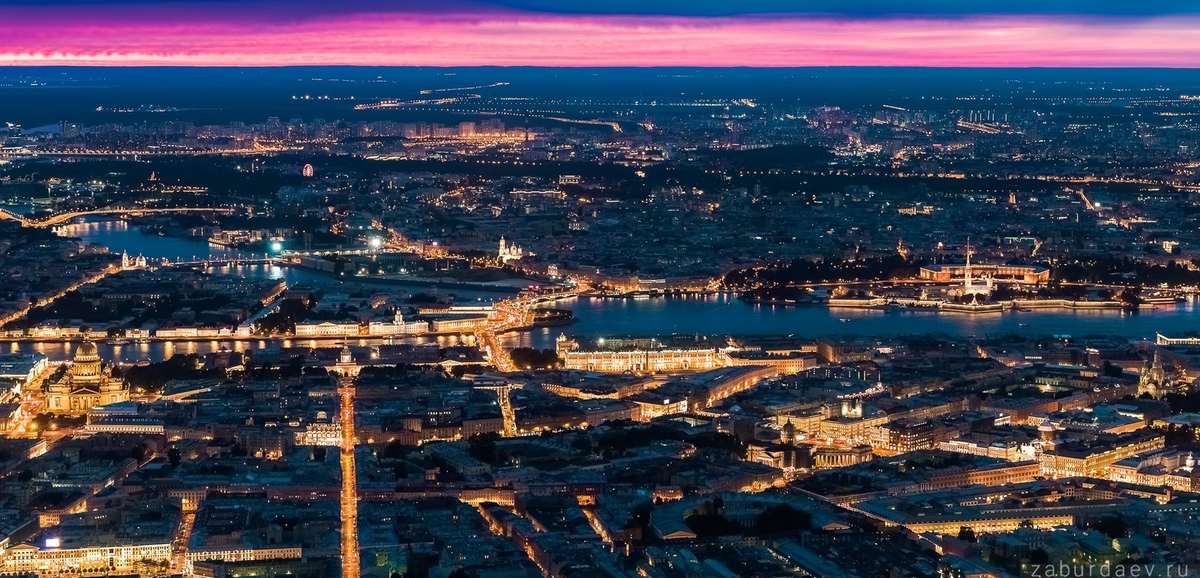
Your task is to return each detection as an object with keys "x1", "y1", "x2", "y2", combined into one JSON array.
[{"x1": 2, "y1": 8, "x2": 1199, "y2": 67}]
